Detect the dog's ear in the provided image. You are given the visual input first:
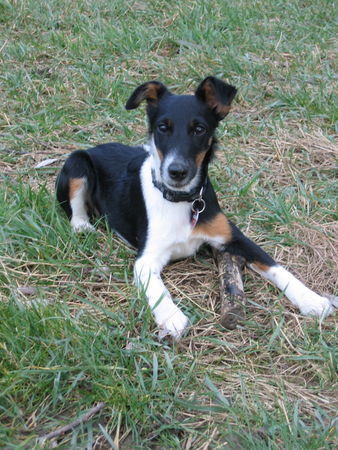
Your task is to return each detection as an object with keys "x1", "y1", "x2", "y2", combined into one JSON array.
[
  {"x1": 125, "y1": 81, "x2": 169, "y2": 110},
  {"x1": 195, "y1": 76, "x2": 237, "y2": 120}
]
